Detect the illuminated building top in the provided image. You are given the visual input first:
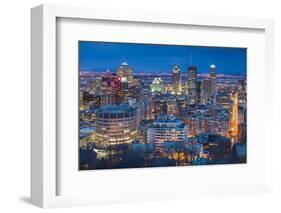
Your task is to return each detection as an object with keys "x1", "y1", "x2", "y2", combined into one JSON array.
[
  {"x1": 150, "y1": 77, "x2": 163, "y2": 93},
  {"x1": 210, "y1": 64, "x2": 216, "y2": 79},
  {"x1": 172, "y1": 65, "x2": 182, "y2": 95},
  {"x1": 188, "y1": 66, "x2": 197, "y2": 81},
  {"x1": 210, "y1": 64, "x2": 216, "y2": 69},
  {"x1": 117, "y1": 62, "x2": 134, "y2": 82},
  {"x1": 152, "y1": 77, "x2": 163, "y2": 84},
  {"x1": 173, "y1": 65, "x2": 180, "y2": 73}
]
